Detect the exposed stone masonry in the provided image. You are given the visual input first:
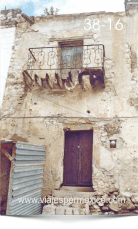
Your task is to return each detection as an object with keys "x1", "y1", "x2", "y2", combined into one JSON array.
[
  {"x1": 42, "y1": 189, "x2": 138, "y2": 215},
  {"x1": 0, "y1": 9, "x2": 22, "y2": 28}
]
